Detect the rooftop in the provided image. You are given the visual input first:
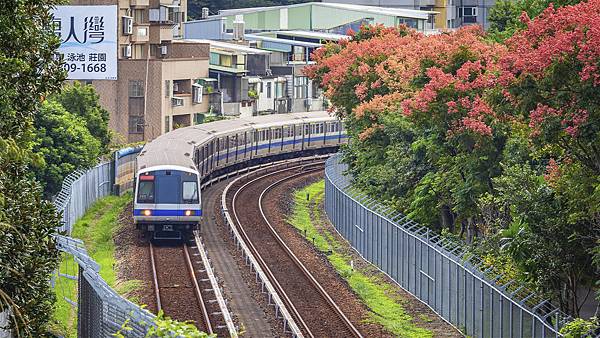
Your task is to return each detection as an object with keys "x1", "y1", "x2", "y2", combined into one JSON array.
[
  {"x1": 243, "y1": 34, "x2": 324, "y2": 48},
  {"x1": 259, "y1": 30, "x2": 350, "y2": 42},
  {"x1": 217, "y1": 2, "x2": 434, "y2": 20},
  {"x1": 185, "y1": 39, "x2": 271, "y2": 54}
]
